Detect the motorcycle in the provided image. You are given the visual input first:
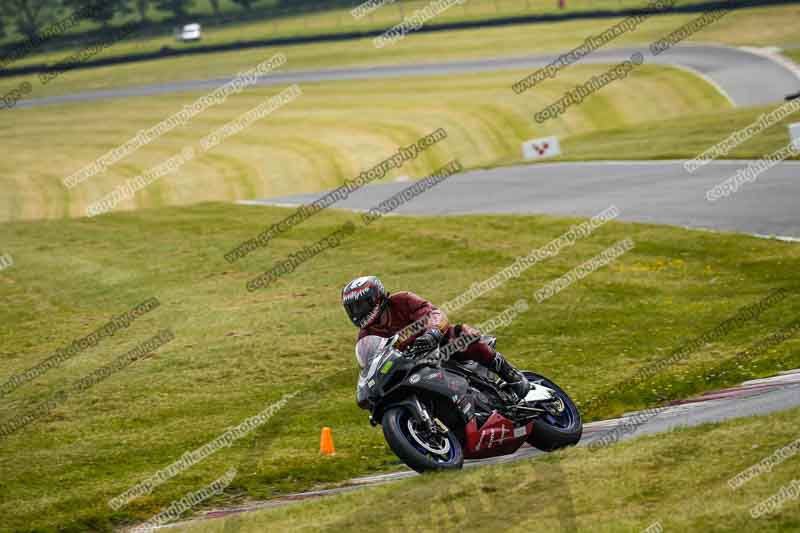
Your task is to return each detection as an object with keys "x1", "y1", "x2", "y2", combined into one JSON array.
[{"x1": 356, "y1": 334, "x2": 582, "y2": 472}]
